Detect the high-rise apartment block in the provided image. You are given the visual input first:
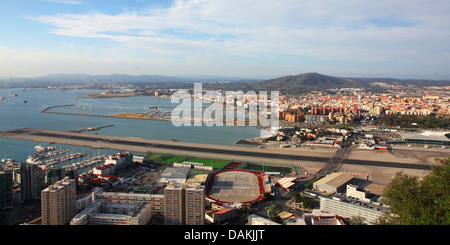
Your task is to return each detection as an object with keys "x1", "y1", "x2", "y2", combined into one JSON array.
[
  {"x1": 41, "y1": 177, "x2": 76, "y2": 225},
  {"x1": 164, "y1": 183, "x2": 205, "y2": 225},
  {"x1": 19, "y1": 163, "x2": 41, "y2": 203},
  {"x1": 0, "y1": 165, "x2": 13, "y2": 210},
  {"x1": 184, "y1": 184, "x2": 205, "y2": 225}
]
